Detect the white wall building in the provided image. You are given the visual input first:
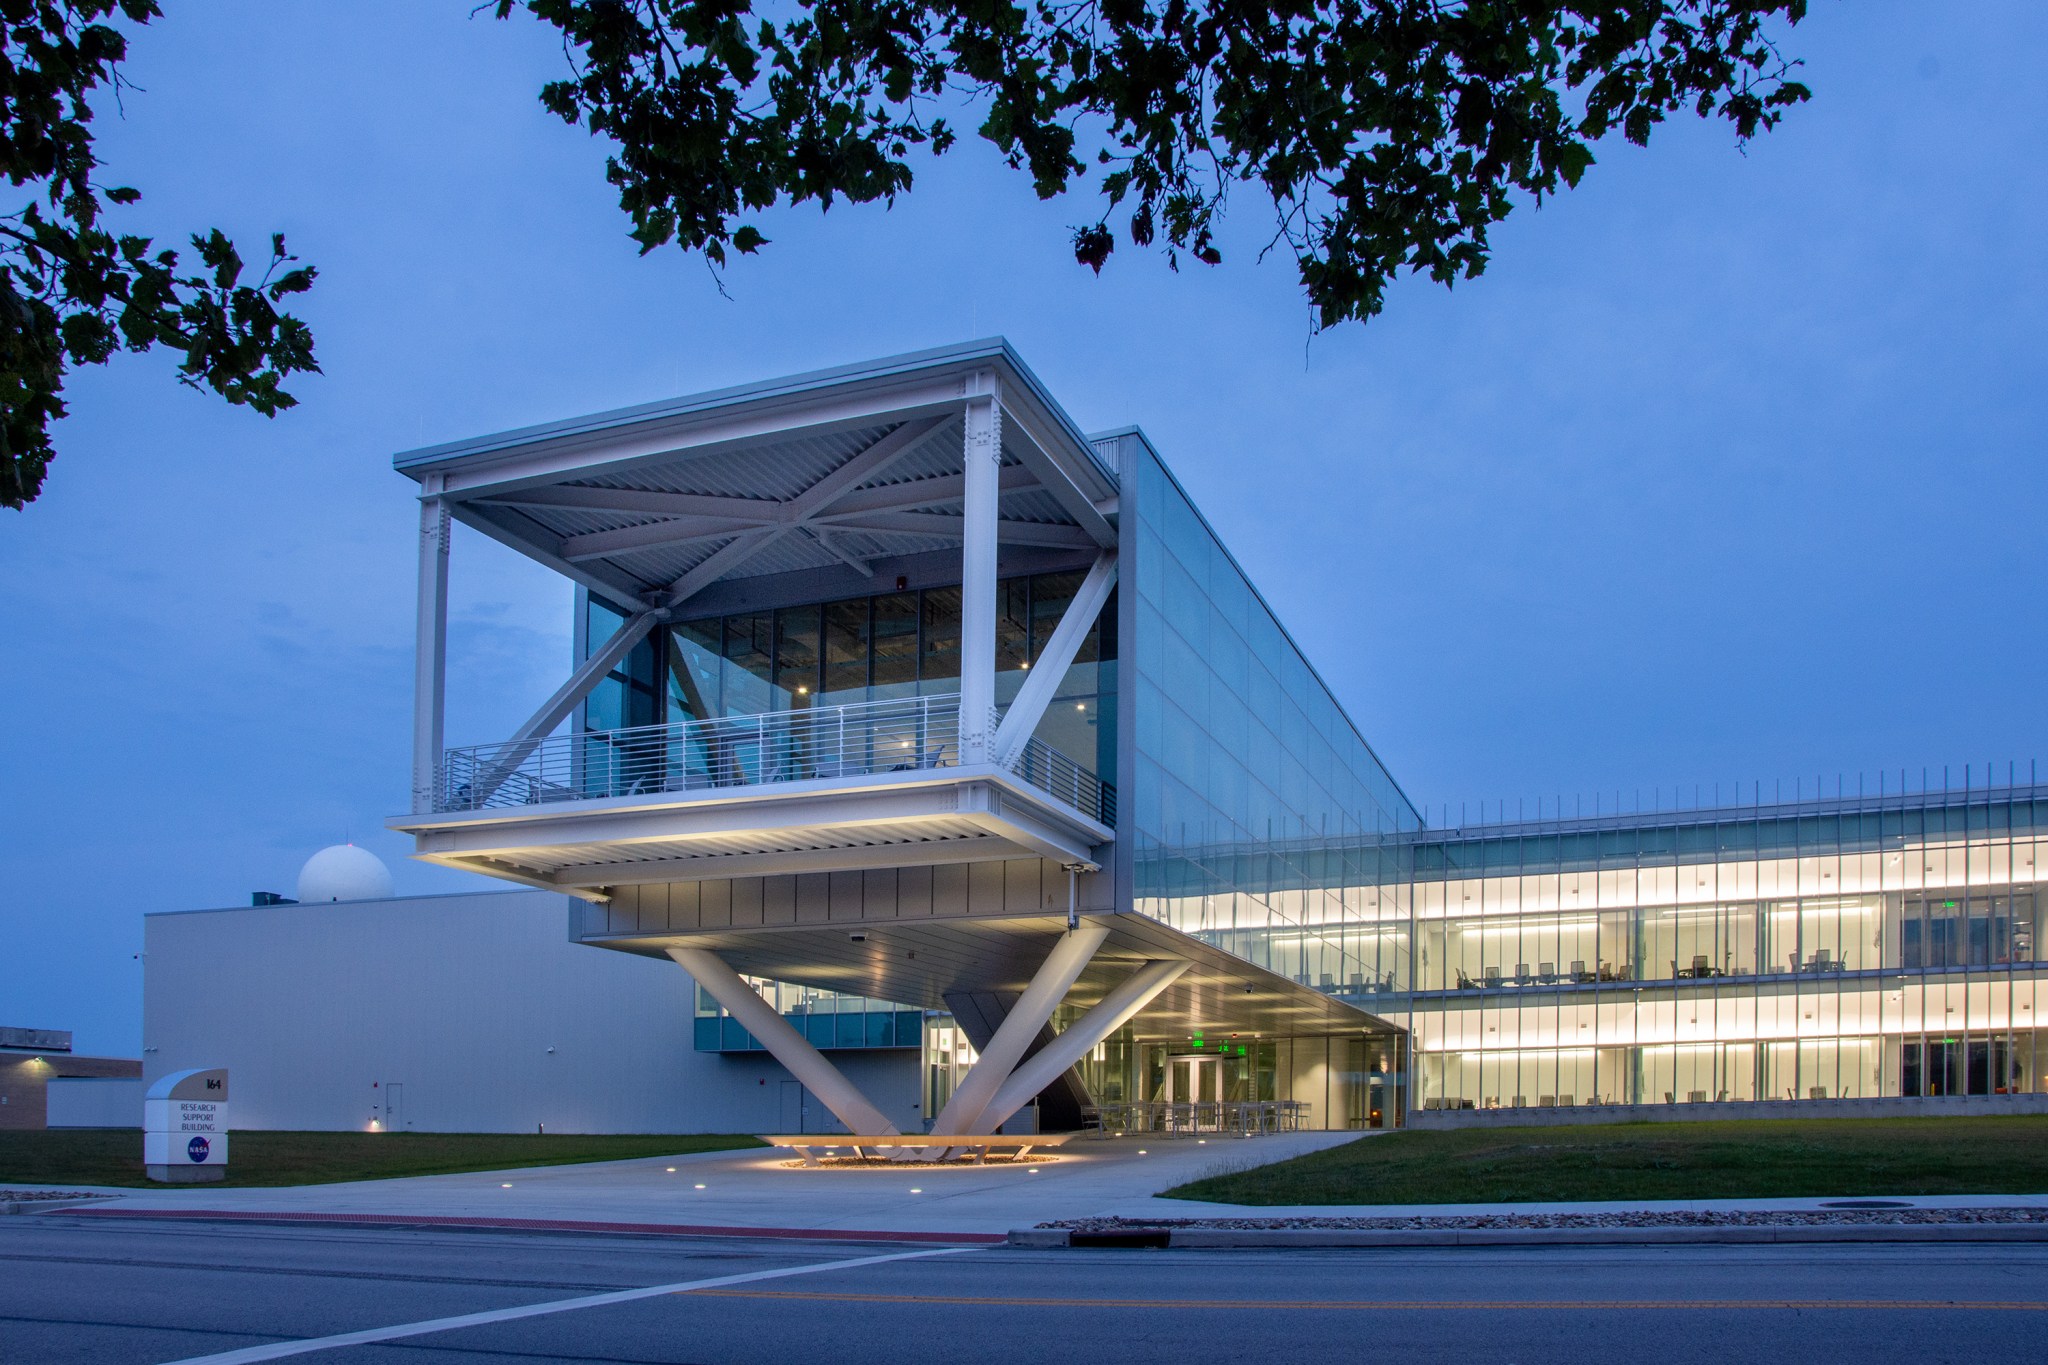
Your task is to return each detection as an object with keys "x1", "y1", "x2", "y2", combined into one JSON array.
[{"x1": 144, "y1": 888, "x2": 921, "y2": 1134}]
